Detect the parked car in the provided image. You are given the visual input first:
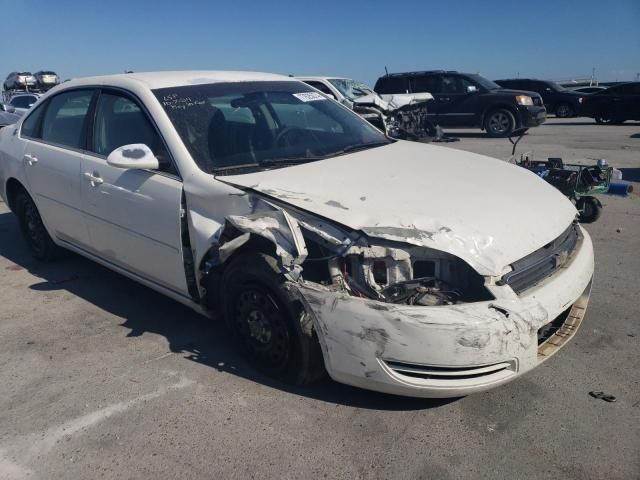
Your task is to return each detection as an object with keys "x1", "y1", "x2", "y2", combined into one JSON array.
[
  {"x1": 0, "y1": 104, "x2": 20, "y2": 127},
  {"x1": 3, "y1": 71, "x2": 37, "y2": 91},
  {"x1": 494, "y1": 79, "x2": 584, "y2": 118},
  {"x1": 7, "y1": 93, "x2": 40, "y2": 115},
  {"x1": 297, "y1": 76, "x2": 433, "y2": 139},
  {"x1": 374, "y1": 70, "x2": 546, "y2": 137},
  {"x1": 571, "y1": 86, "x2": 607, "y2": 94},
  {"x1": 34, "y1": 70, "x2": 60, "y2": 91},
  {"x1": 580, "y1": 82, "x2": 640, "y2": 124},
  {"x1": 0, "y1": 71, "x2": 594, "y2": 398}
]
